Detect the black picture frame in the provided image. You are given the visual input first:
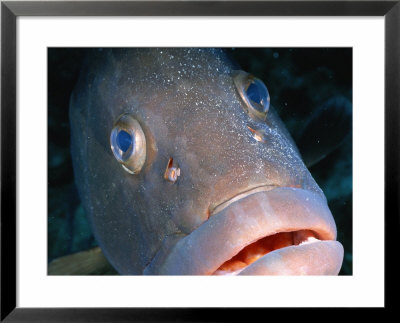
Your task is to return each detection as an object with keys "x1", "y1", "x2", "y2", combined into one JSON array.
[{"x1": 1, "y1": 0, "x2": 398, "y2": 320}]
